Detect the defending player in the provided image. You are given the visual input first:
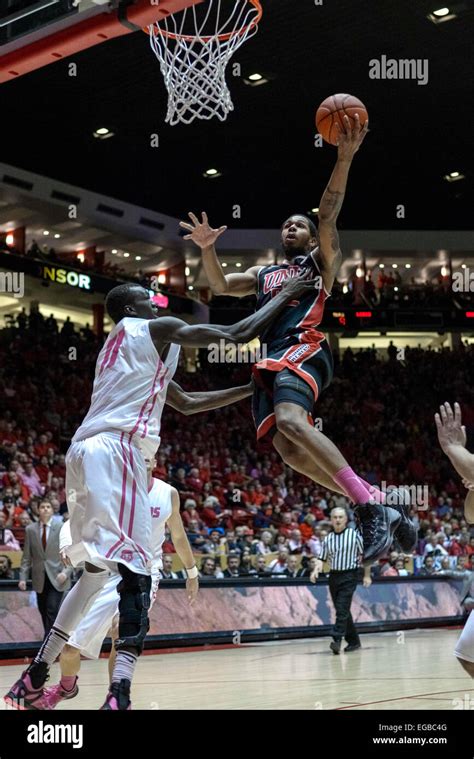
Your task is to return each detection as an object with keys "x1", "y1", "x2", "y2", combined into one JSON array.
[
  {"x1": 5, "y1": 273, "x2": 313, "y2": 711},
  {"x1": 435, "y1": 401, "x2": 474, "y2": 678},
  {"x1": 181, "y1": 115, "x2": 416, "y2": 561}
]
